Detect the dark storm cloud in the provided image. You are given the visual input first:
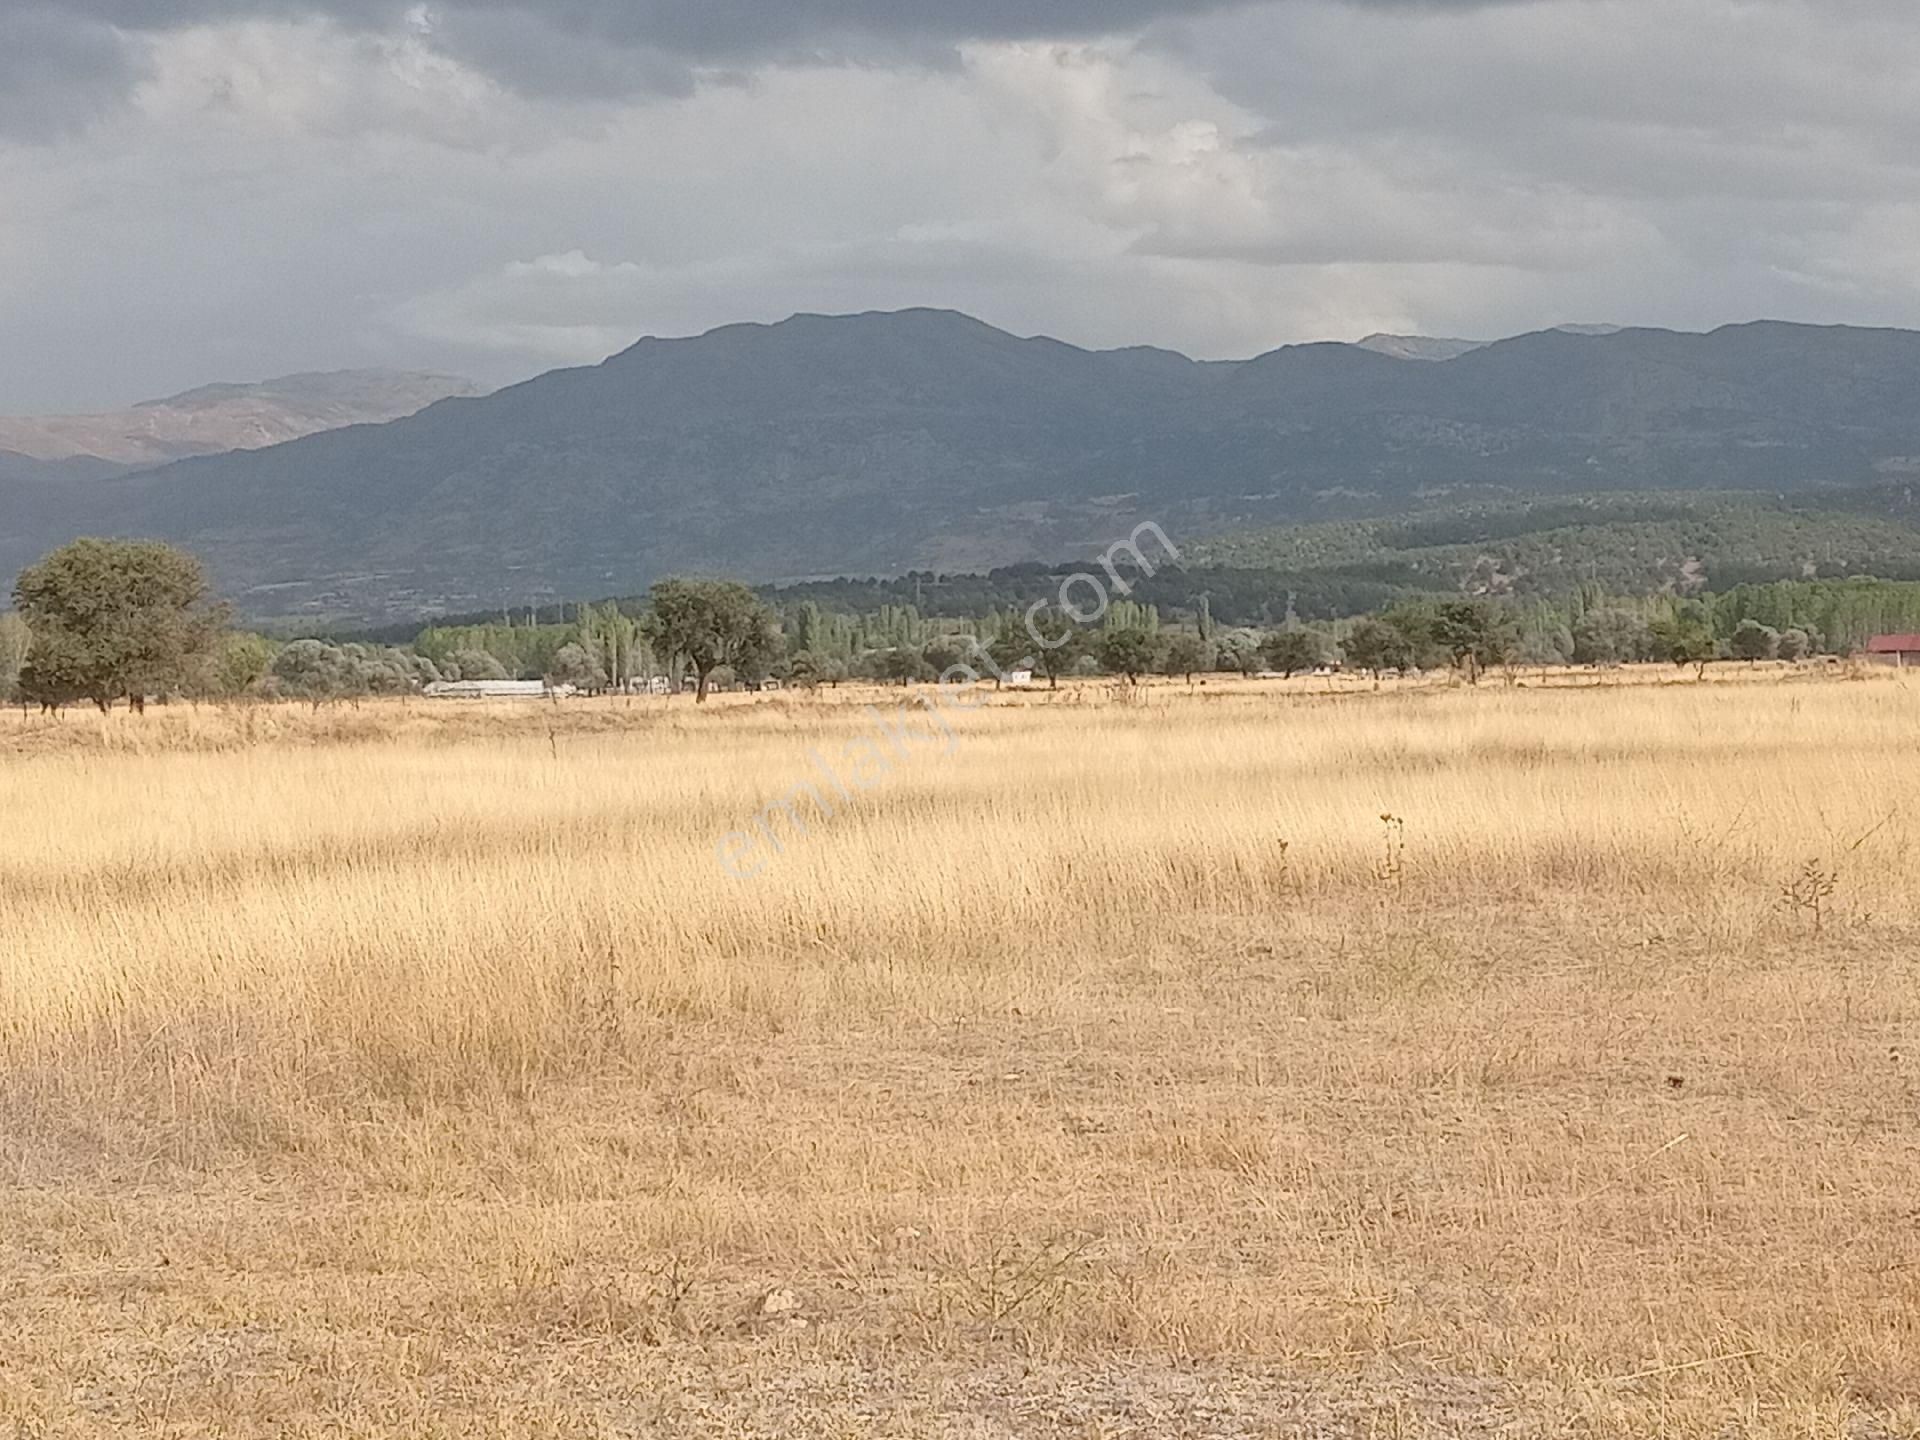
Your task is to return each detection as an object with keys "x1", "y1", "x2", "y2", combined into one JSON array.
[
  {"x1": 25, "y1": 0, "x2": 1257, "y2": 48},
  {"x1": 0, "y1": 0, "x2": 1232, "y2": 133},
  {"x1": 11, "y1": 0, "x2": 1265, "y2": 53},
  {"x1": 0, "y1": 8, "x2": 144, "y2": 140},
  {"x1": 2, "y1": 0, "x2": 1525, "y2": 109}
]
